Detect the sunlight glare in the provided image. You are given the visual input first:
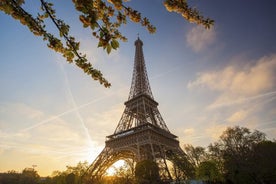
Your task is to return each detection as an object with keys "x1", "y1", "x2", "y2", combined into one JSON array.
[{"x1": 106, "y1": 160, "x2": 125, "y2": 176}]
